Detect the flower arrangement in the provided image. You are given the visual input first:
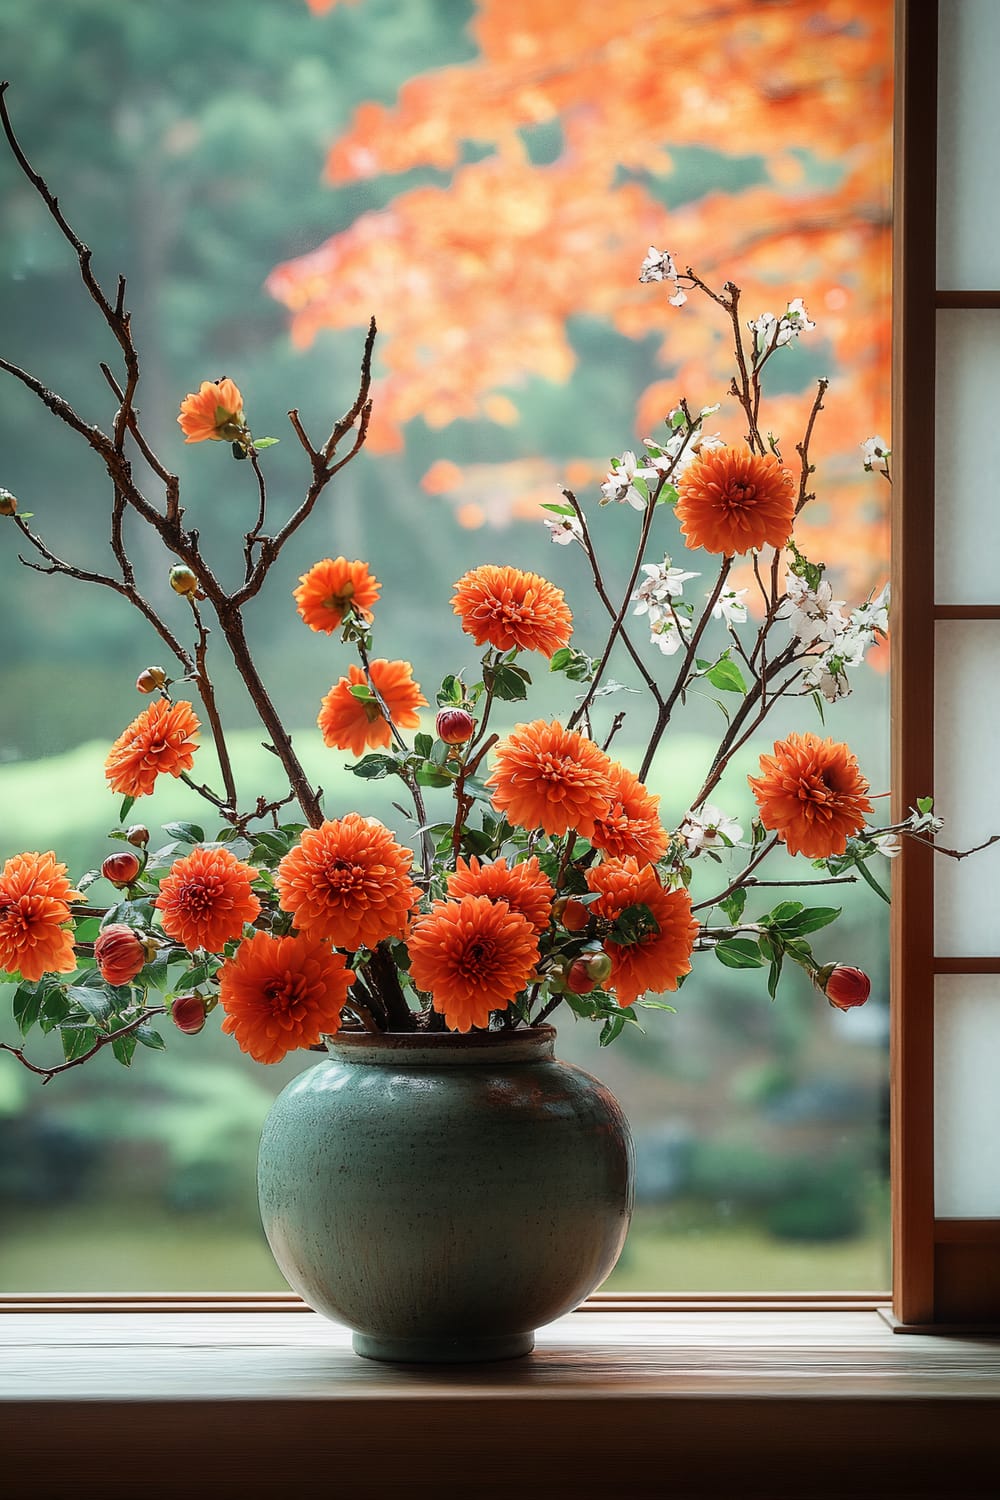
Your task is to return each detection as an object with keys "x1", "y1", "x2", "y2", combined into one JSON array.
[{"x1": 0, "y1": 94, "x2": 953, "y2": 1086}]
